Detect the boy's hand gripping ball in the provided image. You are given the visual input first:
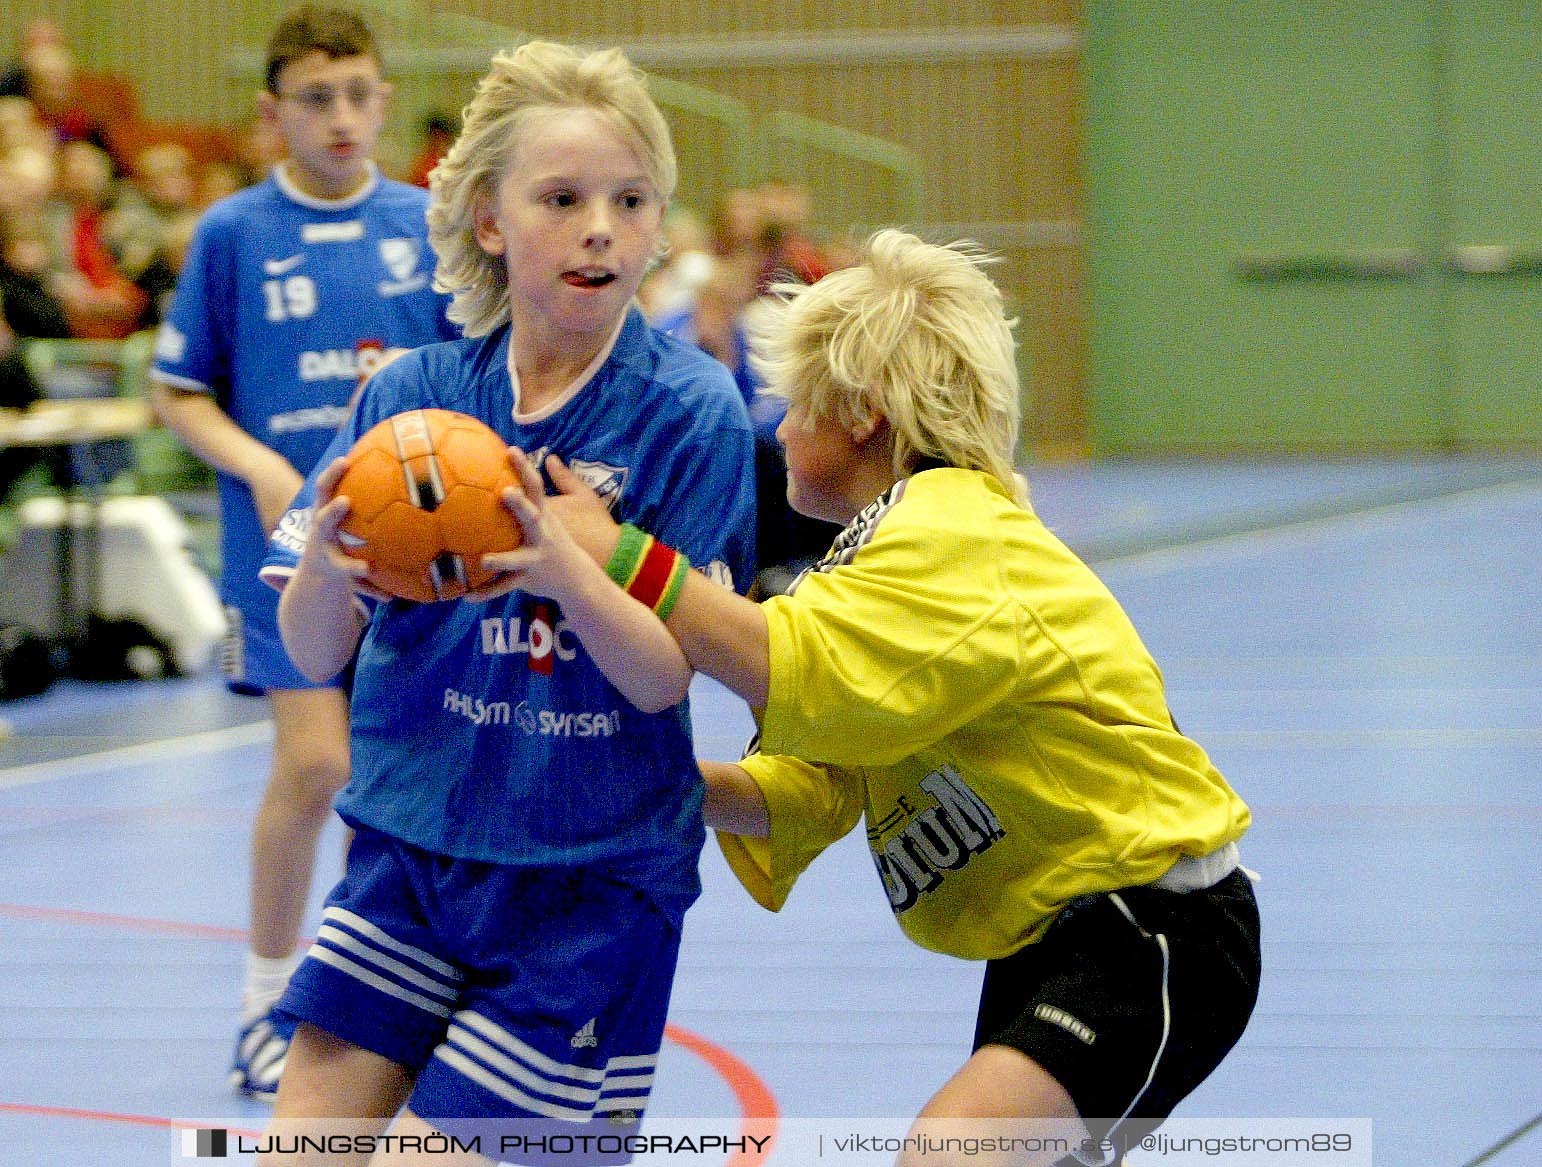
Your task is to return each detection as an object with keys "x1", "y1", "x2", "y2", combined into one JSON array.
[{"x1": 333, "y1": 409, "x2": 523, "y2": 602}]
